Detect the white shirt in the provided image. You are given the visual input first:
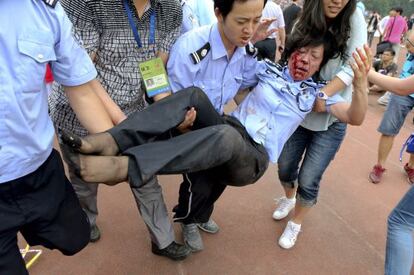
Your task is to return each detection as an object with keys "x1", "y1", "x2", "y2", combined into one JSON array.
[
  {"x1": 379, "y1": 16, "x2": 390, "y2": 35},
  {"x1": 261, "y1": 1, "x2": 285, "y2": 39}
]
